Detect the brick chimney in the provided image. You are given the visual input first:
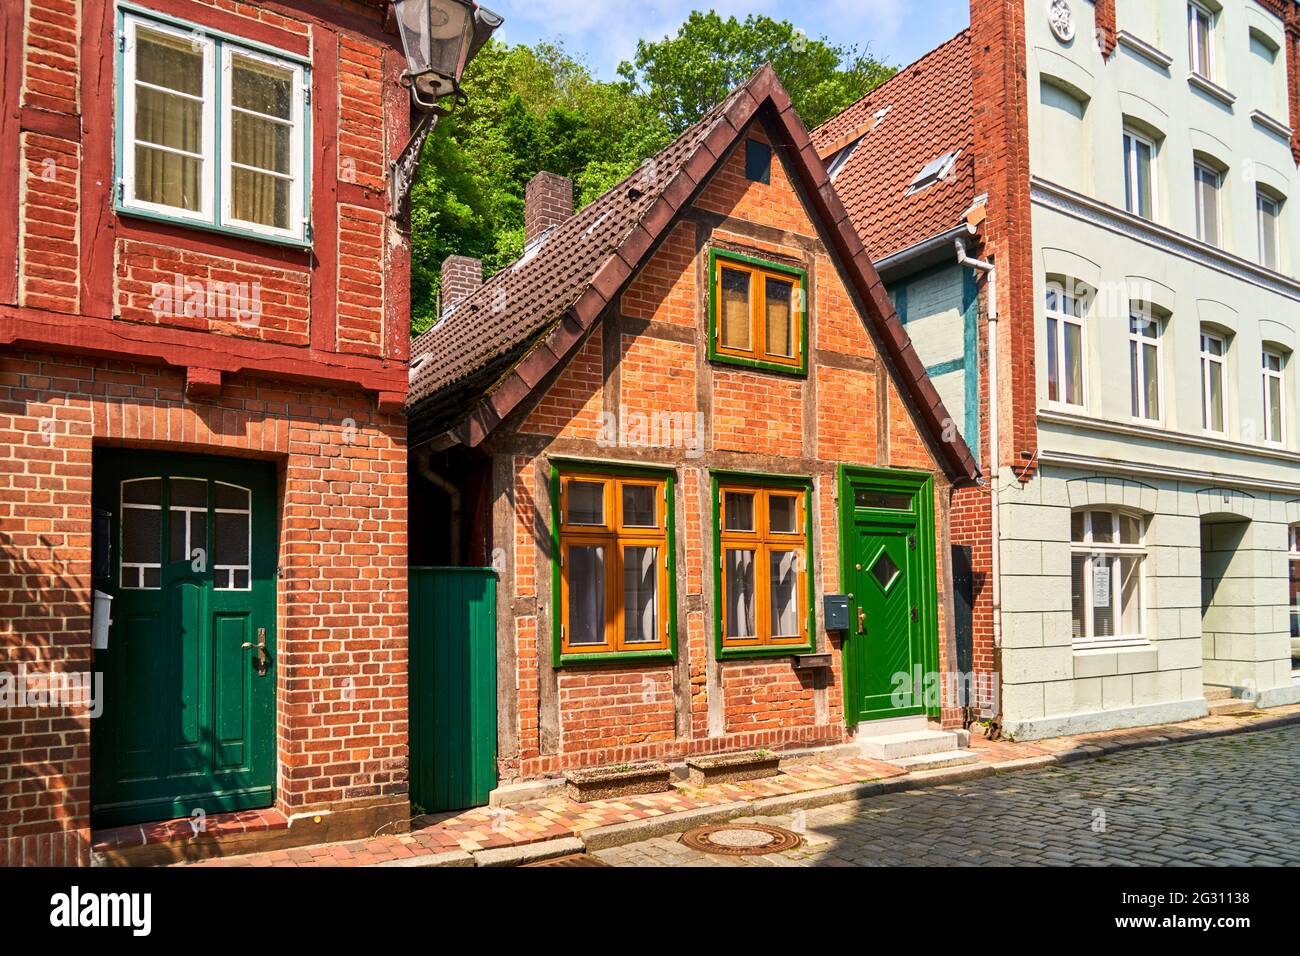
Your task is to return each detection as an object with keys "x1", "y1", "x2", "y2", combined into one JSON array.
[
  {"x1": 441, "y1": 255, "x2": 482, "y2": 315},
  {"x1": 524, "y1": 171, "x2": 573, "y2": 247}
]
